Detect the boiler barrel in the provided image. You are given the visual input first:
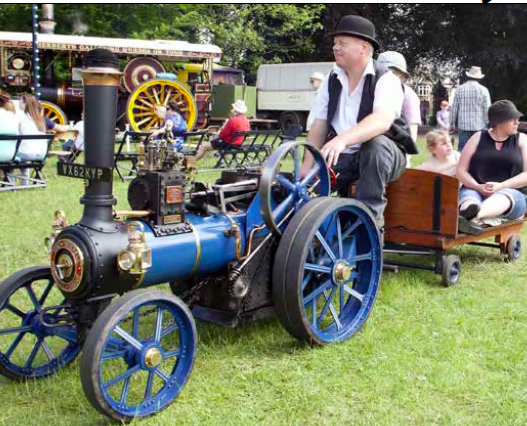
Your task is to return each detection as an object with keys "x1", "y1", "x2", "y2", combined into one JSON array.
[{"x1": 139, "y1": 213, "x2": 246, "y2": 287}]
